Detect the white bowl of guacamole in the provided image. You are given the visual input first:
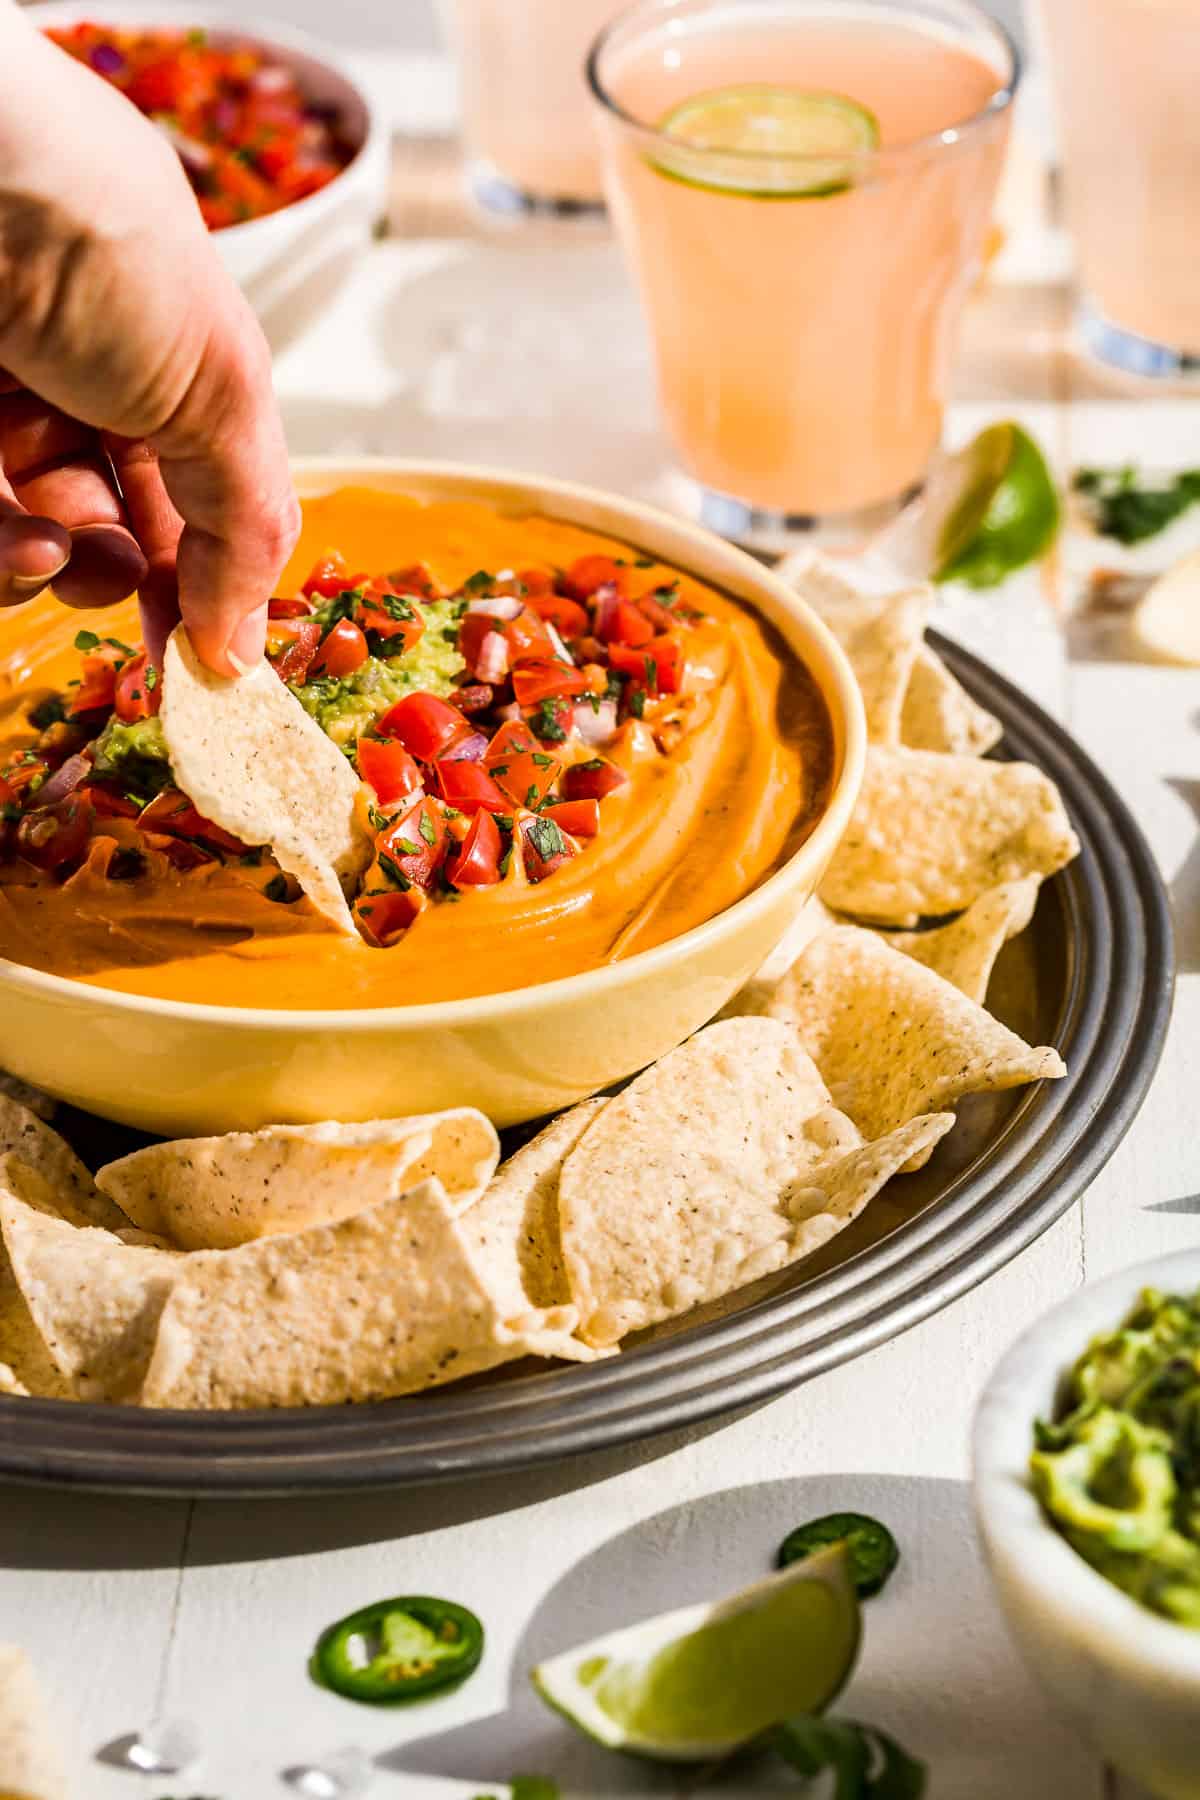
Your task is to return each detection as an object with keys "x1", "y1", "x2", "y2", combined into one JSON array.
[{"x1": 974, "y1": 1250, "x2": 1200, "y2": 1800}]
